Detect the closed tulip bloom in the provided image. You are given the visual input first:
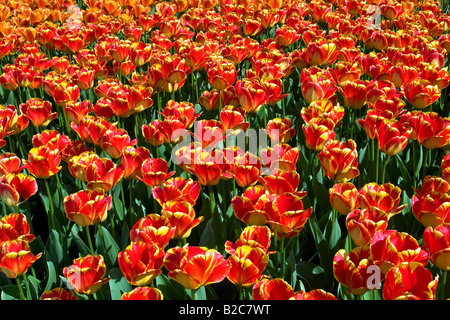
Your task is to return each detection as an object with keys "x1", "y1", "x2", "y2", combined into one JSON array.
[
  {"x1": 260, "y1": 144, "x2": 299, "y2": 172},
  {"x1": 130, "y1": 214, "x2": 175, "y2": 248},
  {"x1": 265, "y1": 118, "x2": 296, "y2": 144},
  {"x1": 21, "y1": 145, "x2": 62, "y2": 179},
  {"x1": 442, "y1": 154, "x2": 450, "y2": 184},
  {"x1": 225, "y1": 225, "x2": 273, "y2": 255},
  {"x1": 121, "y1": 287, "x2": 163, "y2": 300},
  {"x1": 329, "y1": 182, "x2": 360, "y2": 215},
  {"x1": 0, "y1": 239, "x2": 42, "y2": 279},
  {"x1": 64, "y1": 189, "x2": 112, "y2": 227},
  {"x1": 252, "y1": 278, "x2": 295, "y2": 300},
  {"x1": 206, "y1": 58, "x2": 237, "y2": 91},
  {"x1": 152, "y1": 177, "x2": 201, "y2": 206},
  {"x1": 423, "y1": 223, "x2": 450, "y2": 271},
  {"x1": 376, "y1": 119, "x2": 412, "y2": 156},
  {"x1": 40, "y1": 287, "x2": 78, "y2": 300},
  {"x1": 120, "y1": 146, "x2": 151, "y2": 180},
  {"x1": 84, "y1": 157, "x2": 124, "y2": 192},
  {"x1": 142, "y1": 119, "x2": 166, "y2": 147},
  {"x1": 219, "y1": 105, "x2": 250, "y2": 132},
  {"x1": 319, "y1": 139, "x2": 359, "y2": 183},
  {"x1": 164, "y1": 245, "x2": 231, "y2": 290},
  {"x1": 100, "y1": 128, "x2": 137, "y2": 159},
  {"x1": 257, "y1": 169, "x2": 303, "y2": 196},
  {"x1": 63, "y1": 255, "x2": 110, "y2": 295},
  {"x1": 68, "y1": 151, "x2": 101, "y2": 182},
  {"x1": 71, "y1": 115, "x2": 117, "y2": 146},
  {"x1": 346, "y1": 208, "x2": 390, "y2": 247},
  {"x1": 19, "y1": 98, "x2": 57, "y2": 128},
  {"x1": 370, "y1": 230, "x2": 429, "y2": 275},
  {"x1": 31, "y1": 129, "x2": 71, "y2": 153},
  {"x1": 161, "y1": 200, "x2": 203, "y2": 239},
  {"x1": 382, "y1": 263, "x2": 439, "y2": 300},
  {"x1": 302, "y1": 117, "x2": 336, "y2": 151},
  {"x1": 137, "y1": 158, "x2": 175, "y2": 188},
  {"x1": 333, "y1": 246, "x2": 378, "y2": 295},
  {"x1": 235, "y1": 78, "x2": 267, "y2": 114},
  {"x1": 233, "y1": 152, "x2": 262, "y2": 188},
  {"x1": 226, "y1": 245, "x2": 270, "y2": 287},
  {"x1": 0, "y1": 213, "x2": 35, "y2": 243},
  {"x1": 118, "y1": 242, "x2": 165, "y2": 287}
]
